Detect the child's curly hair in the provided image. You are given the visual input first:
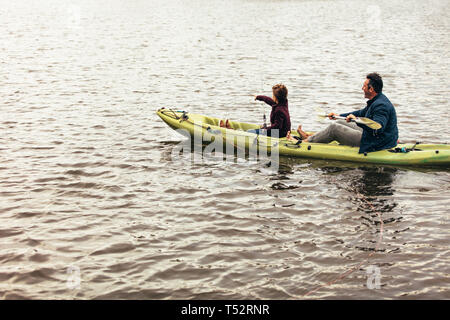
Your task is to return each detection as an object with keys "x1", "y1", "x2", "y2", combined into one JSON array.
[{"x1": 272, "y1": 84, "x2": 288, "y2": 104}]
